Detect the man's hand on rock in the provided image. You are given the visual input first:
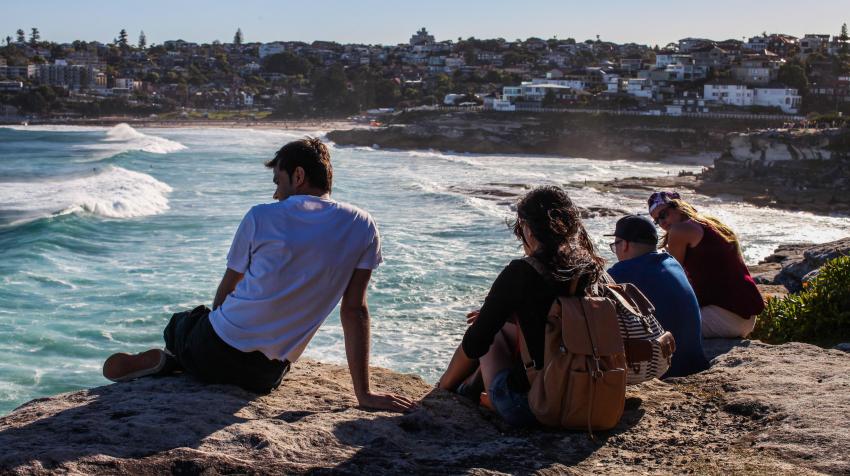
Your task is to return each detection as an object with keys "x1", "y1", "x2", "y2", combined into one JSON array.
[{"x1": 357, "y1": 391, "x2": 417, "y2": 412}]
